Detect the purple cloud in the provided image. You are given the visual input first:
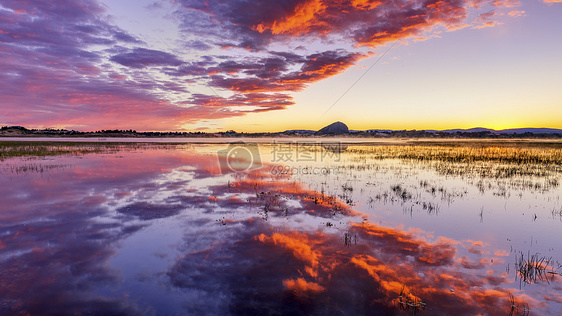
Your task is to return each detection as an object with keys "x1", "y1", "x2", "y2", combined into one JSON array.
[
  {"x1": 110, "y1": 48, "x2": 183, "y2": 68},
  {"x1": 0, "y1": 0, "x2": 525, "y2": 130}
]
